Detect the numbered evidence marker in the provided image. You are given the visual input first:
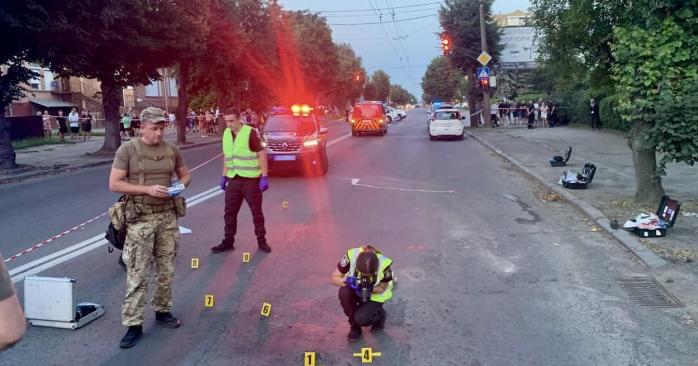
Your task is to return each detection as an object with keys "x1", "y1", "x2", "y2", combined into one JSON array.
[
  {"x1": 282, "y1": 201, "x2": 289, "y2": 209},
  {"x1": 353, "y1": 347, "x2": 382, "y2": 364},
  {"x1": 261, "y1": 302, "x2": 272, "y2": 316},
  {"x1": 204, "y1": 295, "x2": 215, "y2": 307},
  {"x1": 191, "y1": 257, "x2": 200, "y2": 269},
  {"x1": 303, "y1": 352, "x2": 316, "y2": 366},
  {"x1": 242, "y1": 252, "x2": 251, "y2": 262}
]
